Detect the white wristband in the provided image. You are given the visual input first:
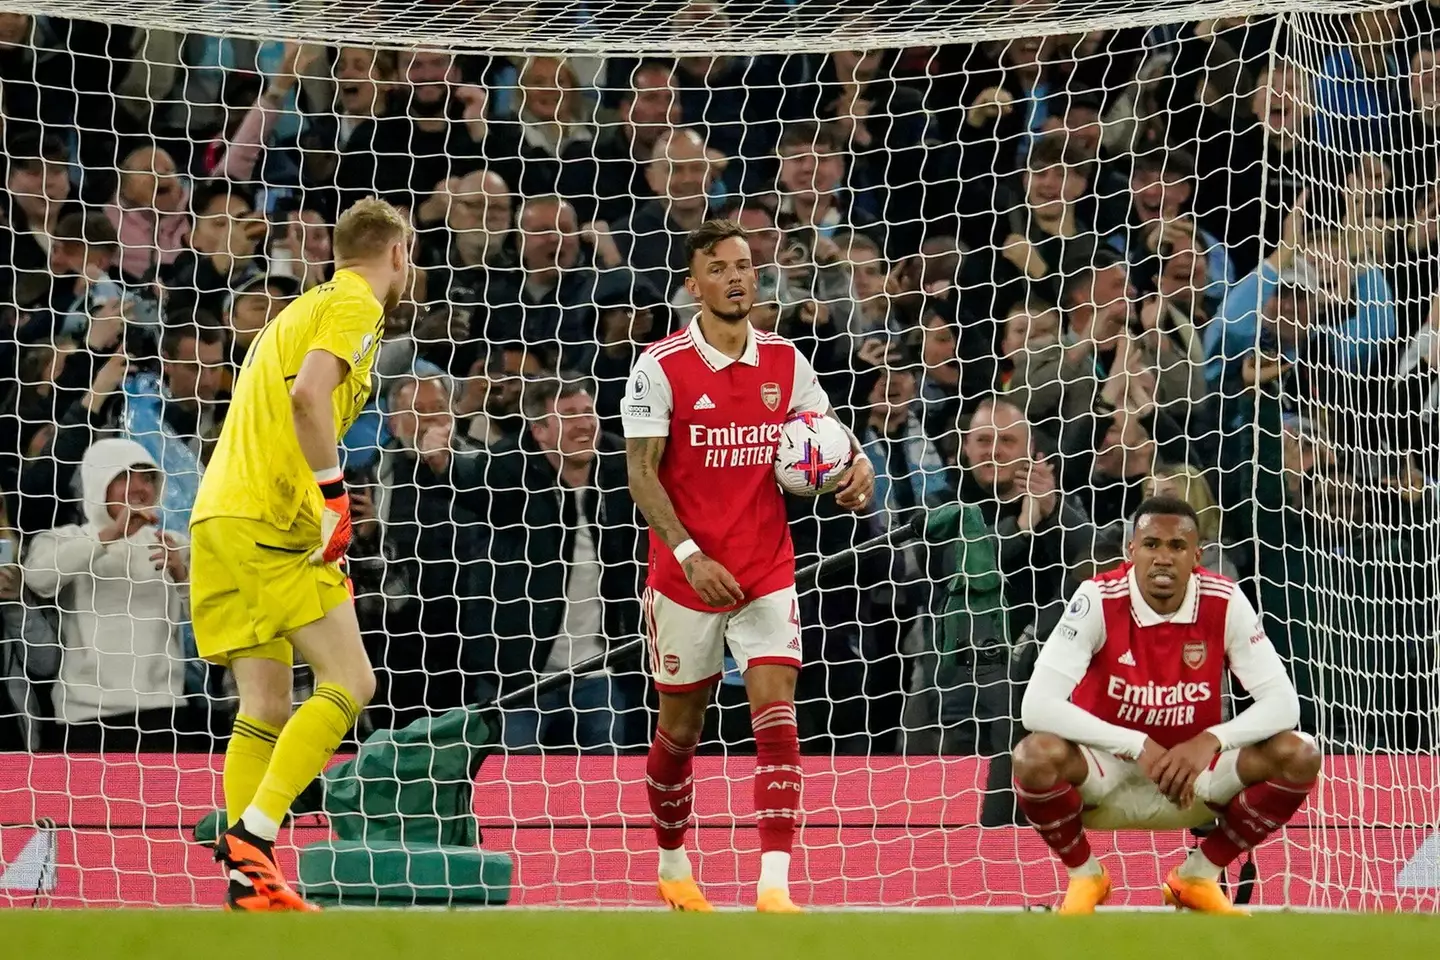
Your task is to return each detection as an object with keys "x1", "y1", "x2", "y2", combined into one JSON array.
[
  {"x1": 313, "y1": 465, "x2": 344, "y2": 484},
  {"x1": 673, "y1": 539, "x2": 700, "y2": 564}
]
